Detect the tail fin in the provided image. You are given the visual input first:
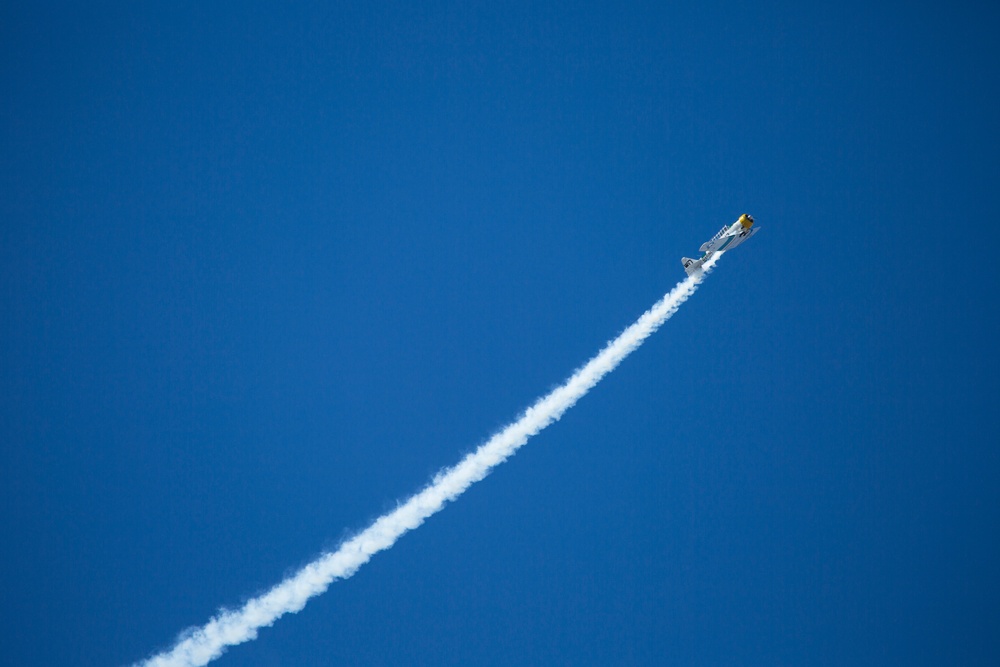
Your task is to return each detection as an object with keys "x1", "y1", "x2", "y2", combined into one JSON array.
[{"x1": 681, "y1": 257, "x2": 700, "y2": 276}]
